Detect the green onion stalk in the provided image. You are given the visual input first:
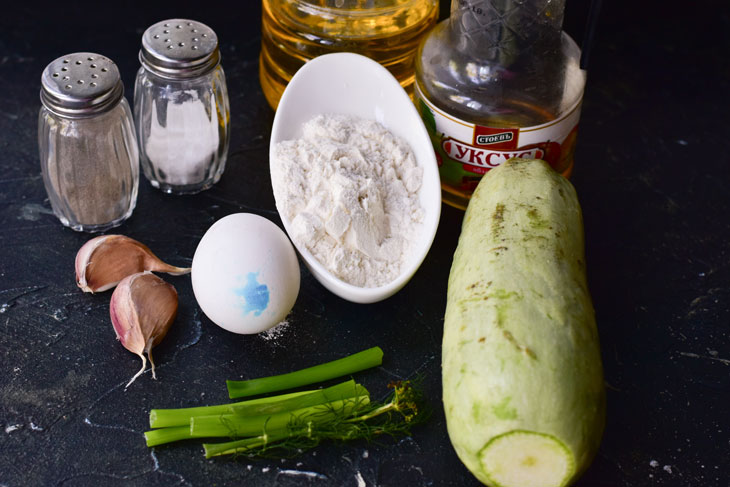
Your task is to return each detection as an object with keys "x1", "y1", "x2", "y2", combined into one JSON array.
[
  {"x1": 145, "y1": 380, "x2": 367, "y2": 447},
  {"x1": 225, "y1": 346, "x2": 384, "y2": 399},
  {"x1": 149, "y1": 380, "x2": 364, "y2": 429}
]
